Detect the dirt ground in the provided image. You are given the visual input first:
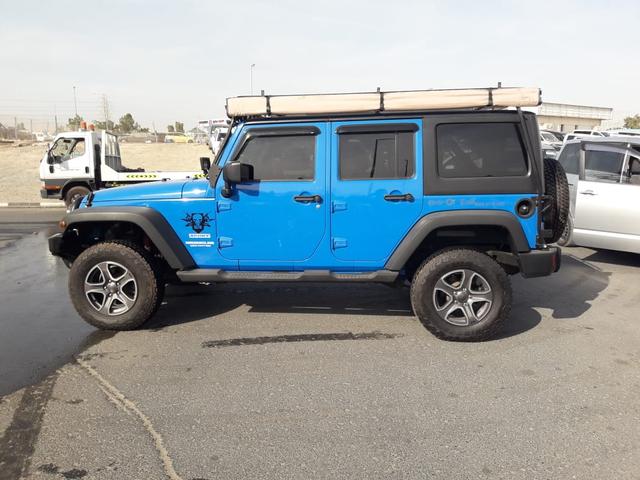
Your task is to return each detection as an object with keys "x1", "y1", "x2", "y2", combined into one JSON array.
[{"x1": 0, "y1": 143, "x2": 211, "y2": 204}]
